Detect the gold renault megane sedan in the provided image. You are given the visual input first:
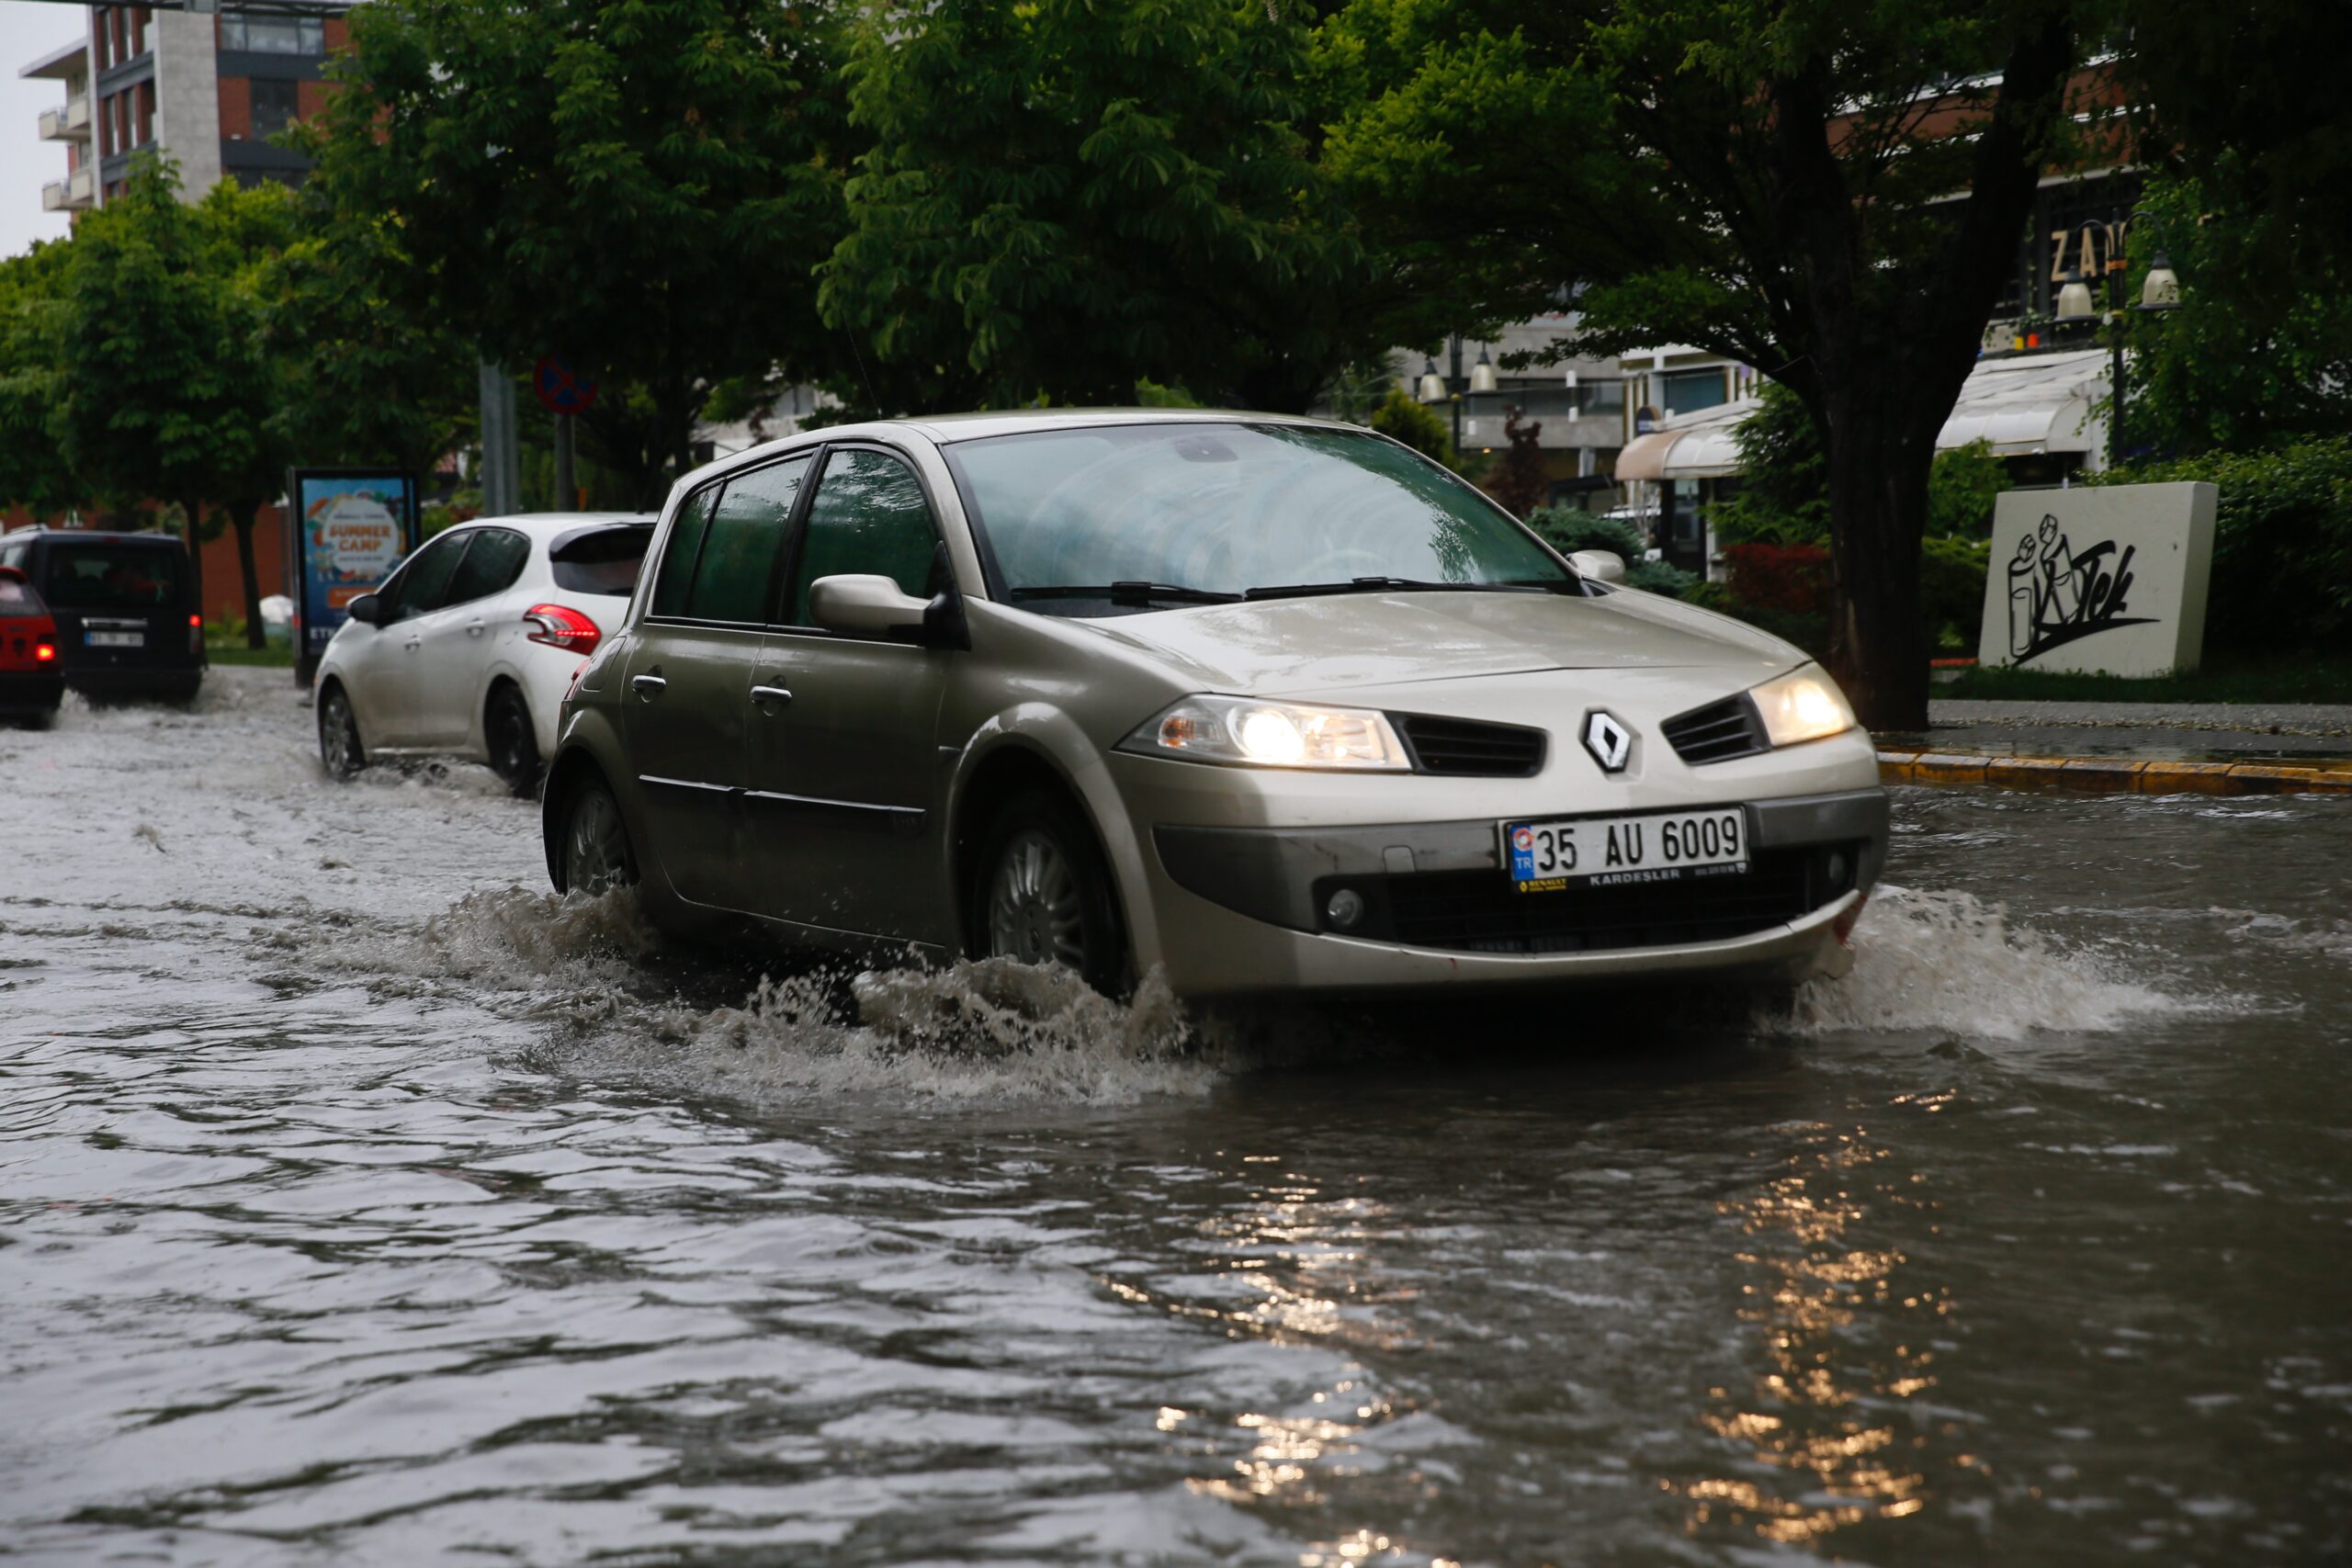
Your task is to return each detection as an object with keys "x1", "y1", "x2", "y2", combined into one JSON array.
[{"x1": 541, "y1": 410, "x2": 1887, "y2": 997}]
